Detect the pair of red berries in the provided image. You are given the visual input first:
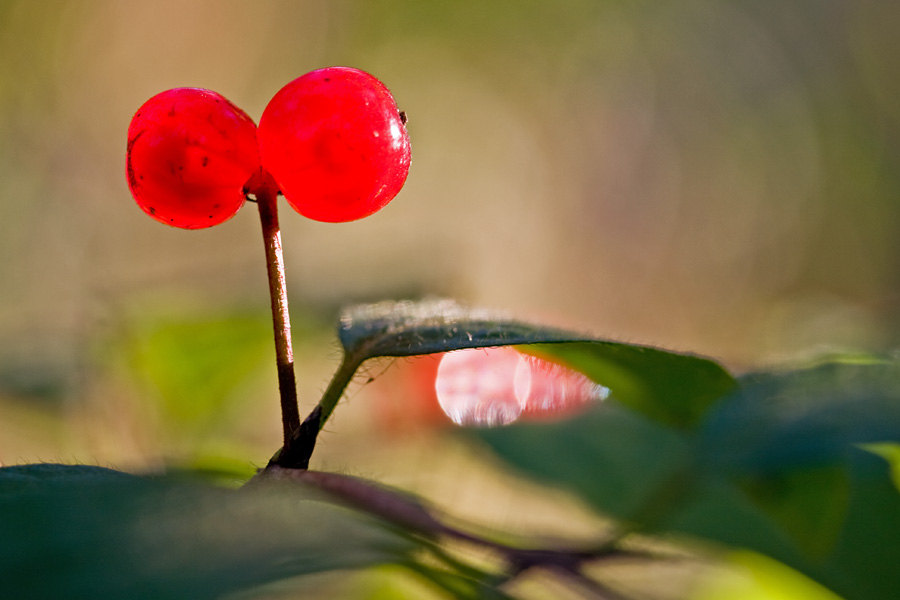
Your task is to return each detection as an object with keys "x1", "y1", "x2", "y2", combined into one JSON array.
[{"x1": 126, "y1": 67, "x2": 411, "y2": 227}]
